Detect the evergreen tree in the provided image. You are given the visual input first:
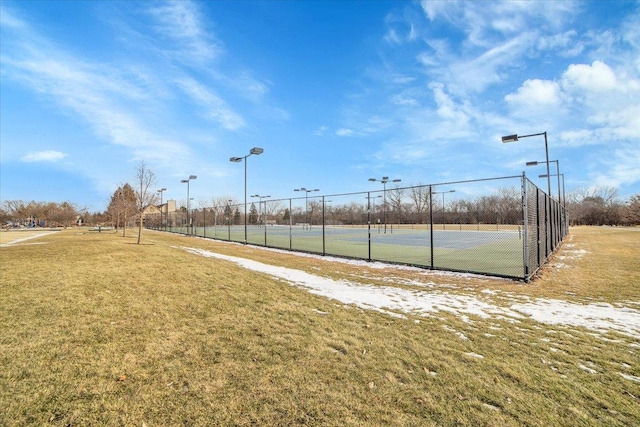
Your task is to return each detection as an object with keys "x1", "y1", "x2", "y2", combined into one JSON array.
[
  {"x1": 249, "y1": 203, "x2": 258, "y2": 224},
  {"x1": 107, "y1": 183, "x2": 136, "y2": 236}
]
